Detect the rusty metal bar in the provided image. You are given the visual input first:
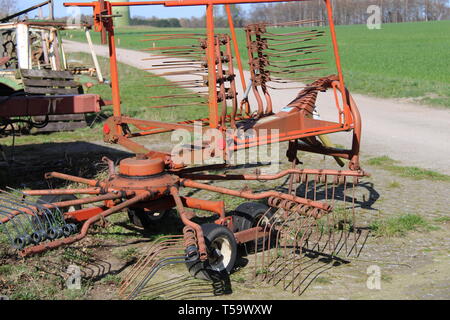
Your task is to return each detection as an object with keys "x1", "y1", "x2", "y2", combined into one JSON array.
[
  {"x1": 179, "y1": 168, "x2": 368, "y2": 181},
  {"x1": 20, "y1": 191, "x2": 150, "y2": 256},
  {"x1": 181, "y1": 179, "x2": 331, "y2": 212}
]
